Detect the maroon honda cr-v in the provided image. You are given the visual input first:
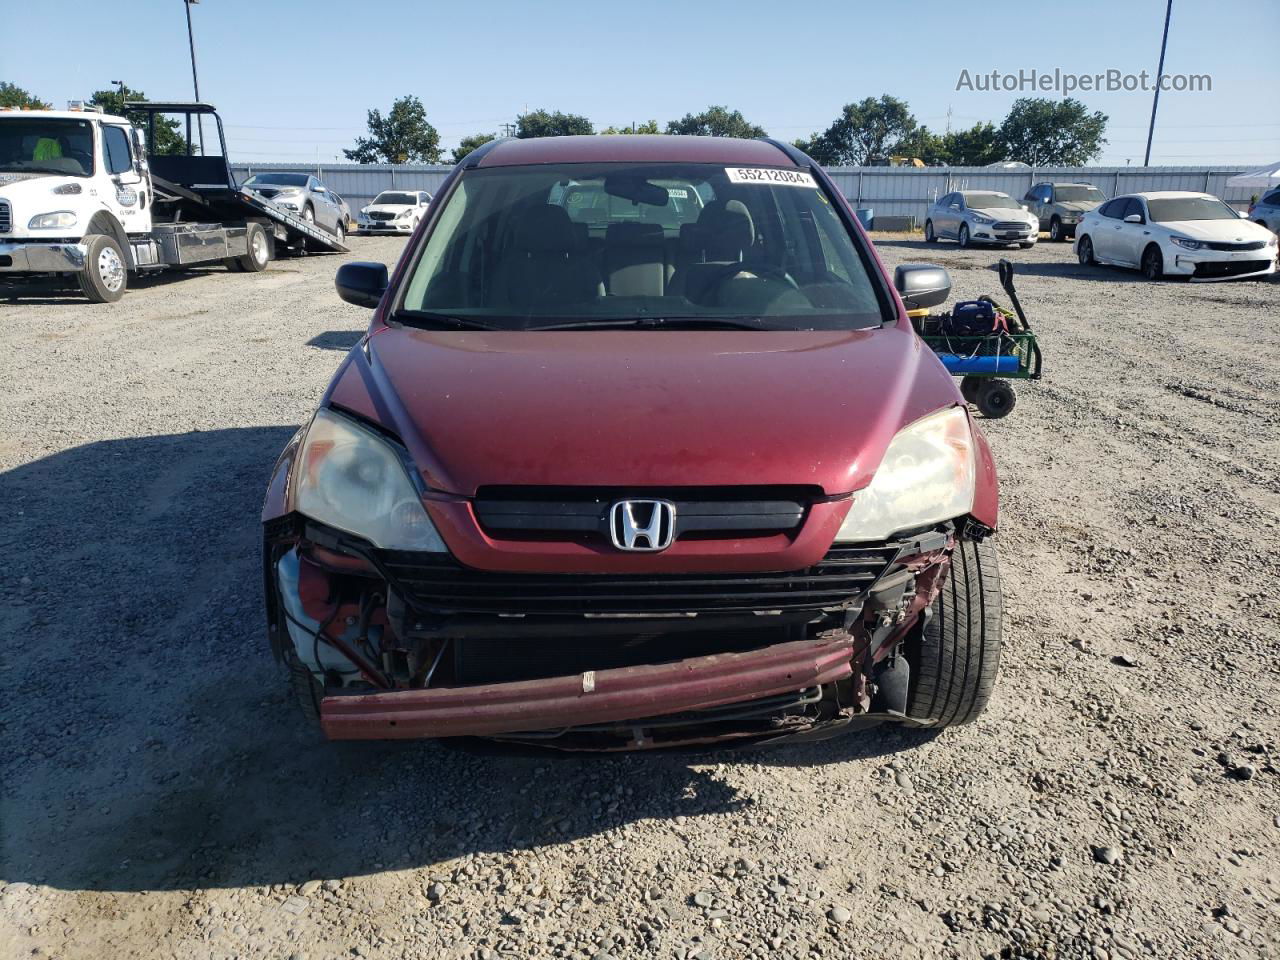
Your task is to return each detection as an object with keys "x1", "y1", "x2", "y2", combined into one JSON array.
[{"x1": 262, "y1": 134, "x2": 1002, "y2": 750}]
